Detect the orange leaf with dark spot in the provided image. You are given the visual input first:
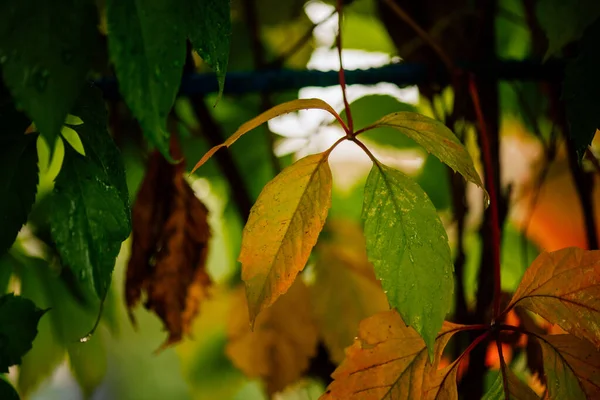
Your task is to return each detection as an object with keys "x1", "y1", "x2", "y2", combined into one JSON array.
[
  {"x1": 126, "y1": 138, "x2": 211, "y2": 349},
  {"x1": 321, "y1": 310, "x2": 468, "y2": 399},
  {"x1": 226, "y1": 280, "x2": 318, "y2": 396},
  {"x1": 504, "y1": 247, "x2": 600, "y2": 348}
]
